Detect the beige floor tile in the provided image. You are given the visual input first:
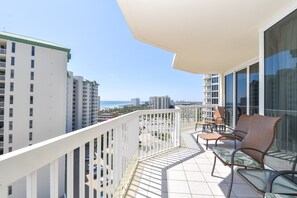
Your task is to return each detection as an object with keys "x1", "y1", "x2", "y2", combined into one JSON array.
[{"x1": 188, "y1": 181, "x2": 213, "y2": 195}]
